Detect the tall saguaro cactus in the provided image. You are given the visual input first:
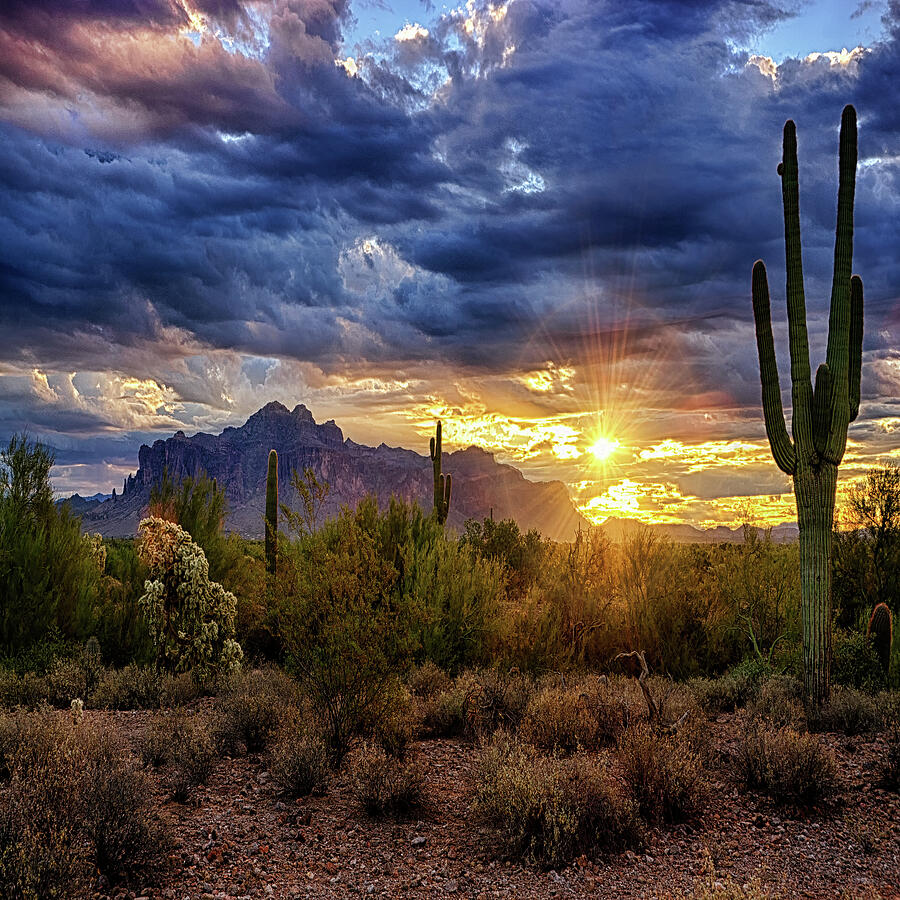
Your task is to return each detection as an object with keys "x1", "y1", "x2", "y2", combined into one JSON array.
[
  {"x1": 430, "y1": 421, "x2": 452, "y2": 525},
  {"x1": 265, "y1": 449, "x2": 278, "y2": 580},
  {"x1": 751, "y1": 105, "x2": 864, "y2": 708}
]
